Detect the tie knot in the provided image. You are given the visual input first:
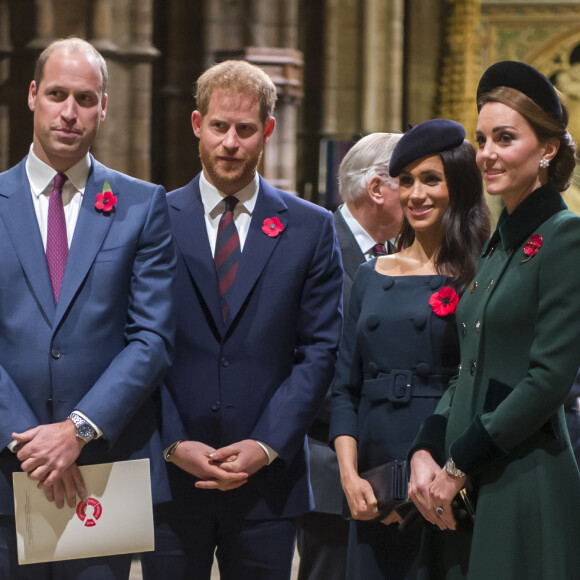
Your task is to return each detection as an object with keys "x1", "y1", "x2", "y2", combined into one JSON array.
[
  {"x1": 370, "y1": 243, "x2": 387, "y2": 257},
  {"x1": 224, "y1": 196, "x2": 239, "y2": 213},
  {"x1": 53, "y1": 173, "x2": 68, "y2": 193}
]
